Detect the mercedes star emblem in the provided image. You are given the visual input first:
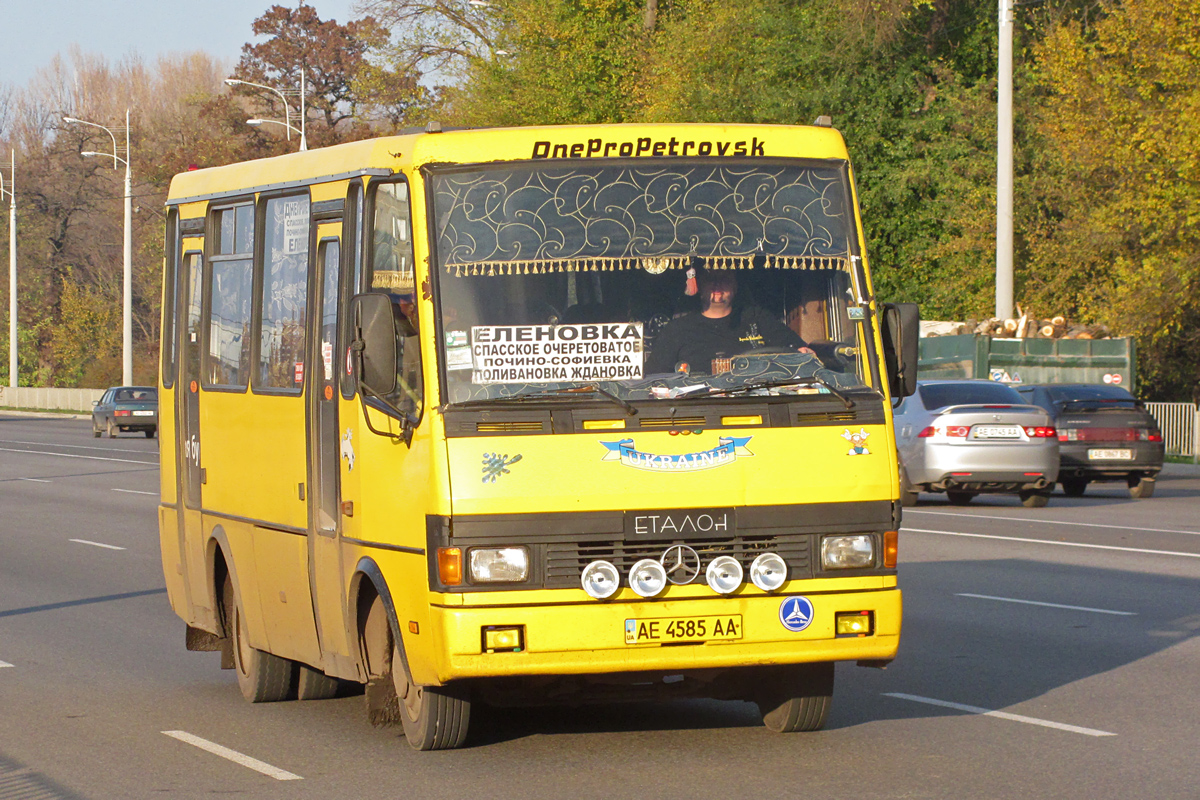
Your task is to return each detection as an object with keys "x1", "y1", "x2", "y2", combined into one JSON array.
[{"x1": 660, "y1": 545, "x2": 702, "y2": 585}]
